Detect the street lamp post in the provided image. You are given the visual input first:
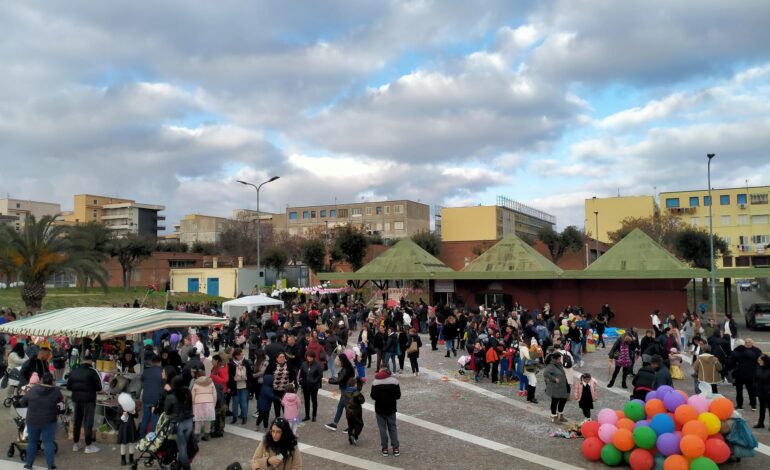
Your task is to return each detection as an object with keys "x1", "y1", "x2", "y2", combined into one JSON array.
[
  {"x1": 707, "y1": 154, "x2": 717, "y2": 319},
  {"x1": 238, "y1": 176, "x2": 280, "y2": 287},
  {"x1": 594, "y1": 211, "x2": 599, "y2": 263}
]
